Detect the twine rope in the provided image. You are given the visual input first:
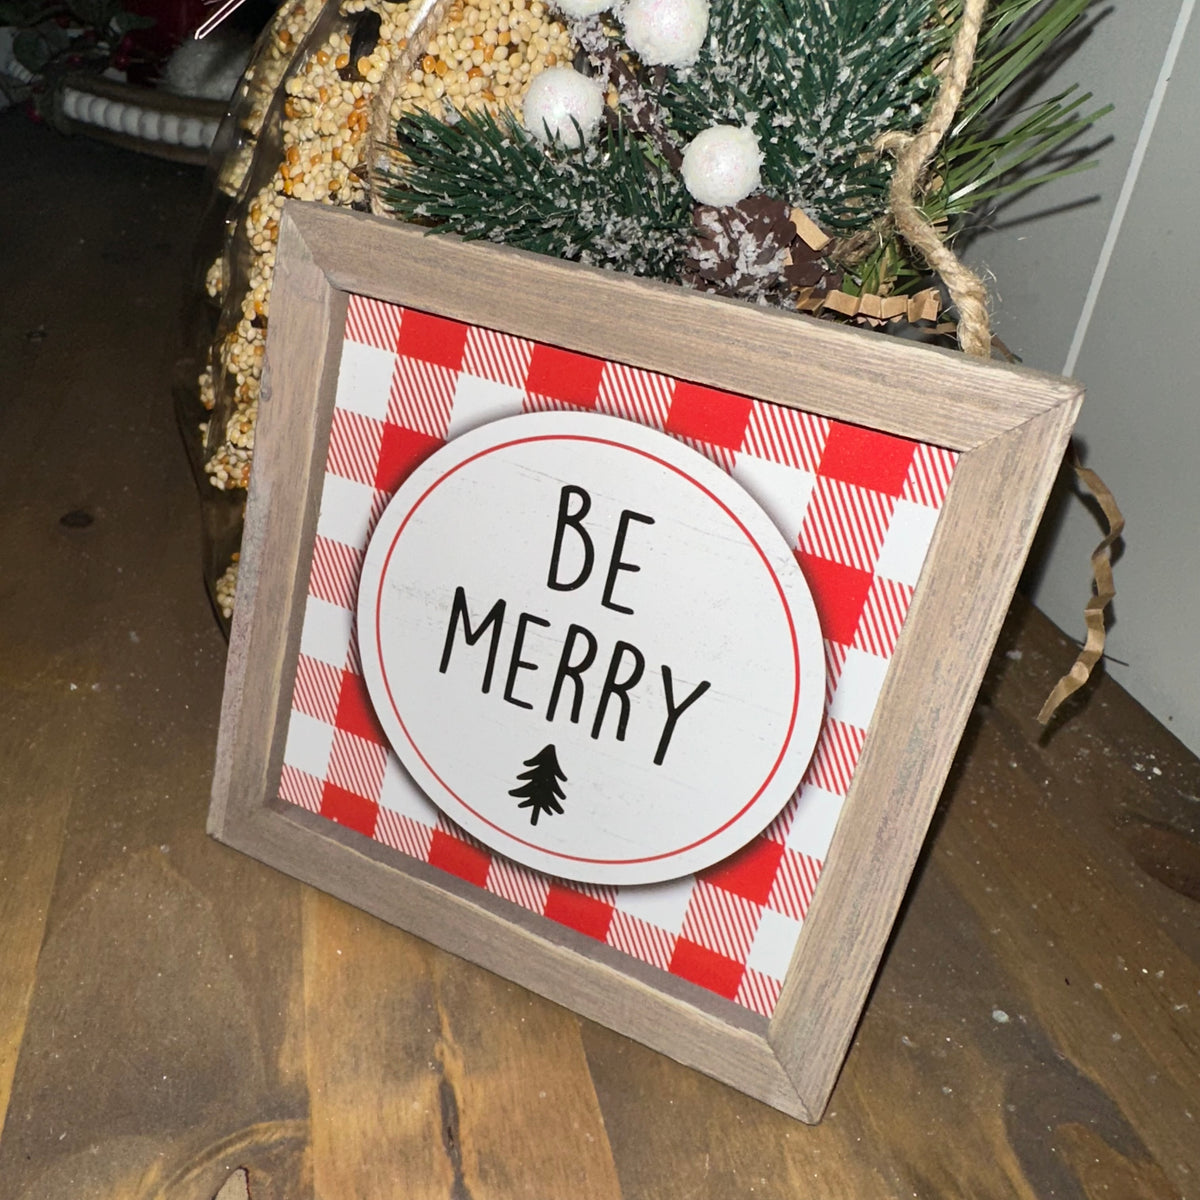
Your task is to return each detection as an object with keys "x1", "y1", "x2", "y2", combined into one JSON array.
[
  {"x1": 367, "y1": 0, "x2": 453, "y2": 216},
  {"x1": 877, "y1": 0, "x2": 991, "y2": 357}
]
